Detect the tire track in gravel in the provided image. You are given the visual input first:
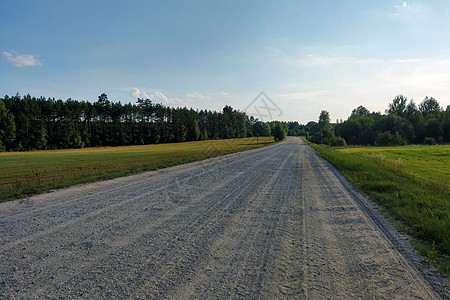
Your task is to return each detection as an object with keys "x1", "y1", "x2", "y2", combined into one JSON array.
[
  {"x1": 1, "y1": 146, "x2": 283, "y2": 298},
  {"x1": 166, "y1": 141, "x2": 298, "y2": 299},
  {"x1": 0, "y1": 144, "x2": 277, "y2": 246},
  {"x1": 1, "y1": 137, "x2": 447, "y2": 299},
  {"x1": 132, "y1": 152, "x2": 284, "y2": 299}
]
